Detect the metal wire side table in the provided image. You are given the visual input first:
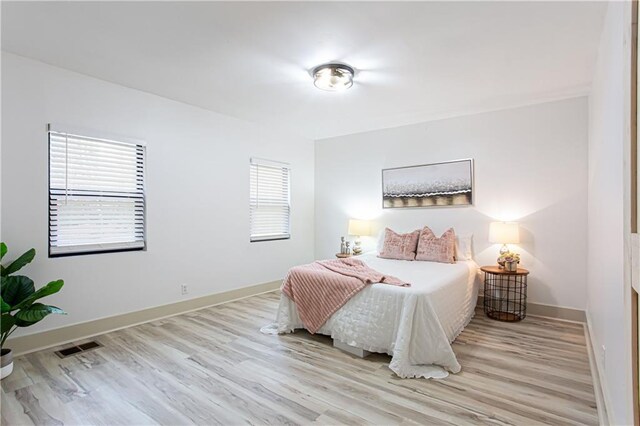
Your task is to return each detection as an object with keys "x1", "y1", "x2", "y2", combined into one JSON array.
[{"x1": 481, "y1": 266, "x2": 530, "y2": 322}]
